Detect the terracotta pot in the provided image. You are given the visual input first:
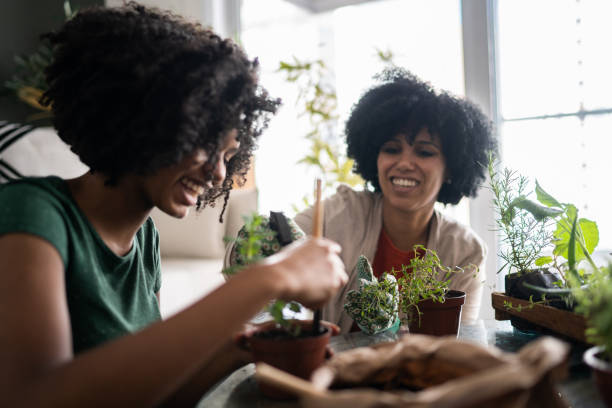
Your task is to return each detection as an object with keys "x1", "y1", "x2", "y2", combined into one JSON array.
[
  {"x1": 584, "y1": 345, "x2": 612, "y2": 407},
  {"x1": 408, "y1": 290, "x2": 465, "y2": 337},
  {"x1": 239, "y1": 320, "x2": 331, "y2": 399}
]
